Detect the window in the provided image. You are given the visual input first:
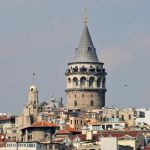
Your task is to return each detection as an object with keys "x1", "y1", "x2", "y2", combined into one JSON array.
[
  {"x1": 121, "y1": 115, "x2": 124, "y2": 121},
  {"x1": 28, "y1": 143, "x2": 34, "y2": 147},
  {"x1": 88, "y1": 47, "x2": 91, "y2": 51},
  {"x1": 28, "y1": 134, "x2": 32, "y2": 141},
  {"x1": 129, "y1": 115, "x2": 131, "y2": 120},
  {"x1": 75, "y1": 94, "x2": 77, "y2": 98},
  {"x1": 74, "y1": 66, "x2": 78, "y2": 72},
  {"x1": 90, "y1": 100, "x2": 94, "y2": 106},
  {"x1": 89, "y1": 77, "x2": 94, "y2": 88},
  {"x1": 82, "y1": 94, "x2": 84, "y2": 98},
  {"x1": 74, "y1": 101, "x2": 77, "y2": 106},
  {"x1": 44, "y1": 133, "x2": 49, "y2": 139},
  {"x1": 80, "y1": 77, "x2": 86, "y2": 87},
  {"x1": 102, "y1": 78, "x2": 106, "y2": 88},
  {"x1": 73, "y1": 77, "x2": 78, "y2": 87},
  {"x1": 97, "y1": 77, "x2": 101, "y2": 87},
  {"x1": 68, "y1": 78, "x2": 71, "y2": 83}
]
